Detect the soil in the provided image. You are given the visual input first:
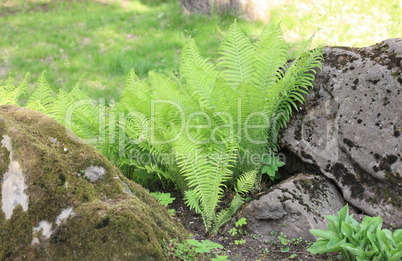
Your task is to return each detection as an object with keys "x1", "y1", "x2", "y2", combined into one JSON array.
[{"x1": 167, "y1": 193, "x2": 338, "y2": 261}]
